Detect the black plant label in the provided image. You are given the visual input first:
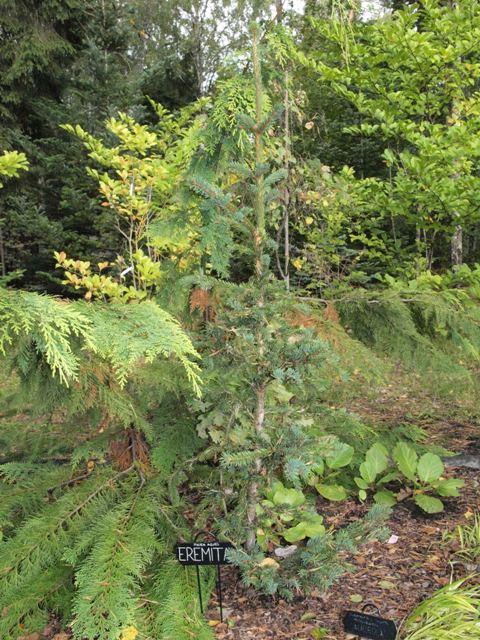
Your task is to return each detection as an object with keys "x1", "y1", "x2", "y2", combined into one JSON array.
[
  {"x1": 175, "y1": 541, "x2": 234, "y2": 565},
  {"x1": 343, "y1": 611, "x2": 397, "y2": 640}
]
